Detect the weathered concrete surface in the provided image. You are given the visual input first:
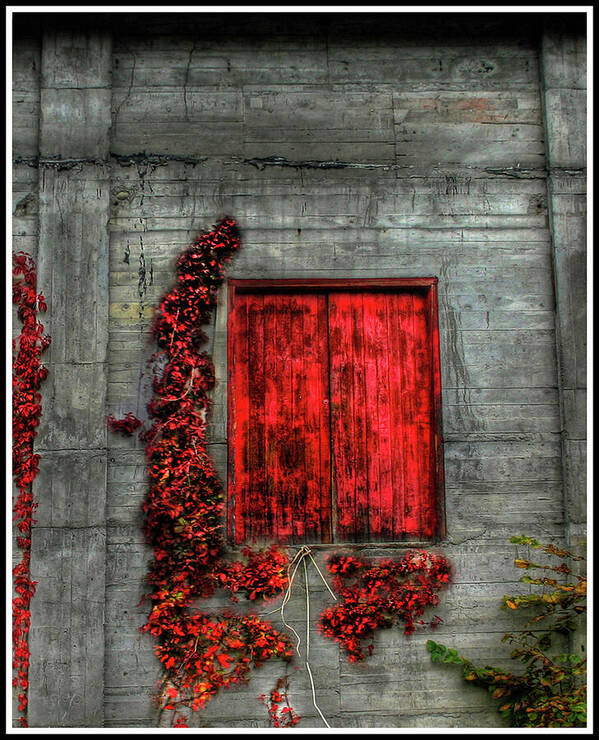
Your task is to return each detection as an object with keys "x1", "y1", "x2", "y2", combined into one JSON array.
[
  {"x1": 104, "y1": 15, "x2": 565, "y2": 730},
  {"x1": 539, "y1": 17, "x2": 587, "y2": 661},
  {"x1": 13, "y1": 11, "x2": 587, "y2": 729},
  {"x1": 26, "y1": 30, "x2": 112, "y2": 728},
  {"x1": 540, "y1": 20, "x2": 587, "y2": 549}
]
